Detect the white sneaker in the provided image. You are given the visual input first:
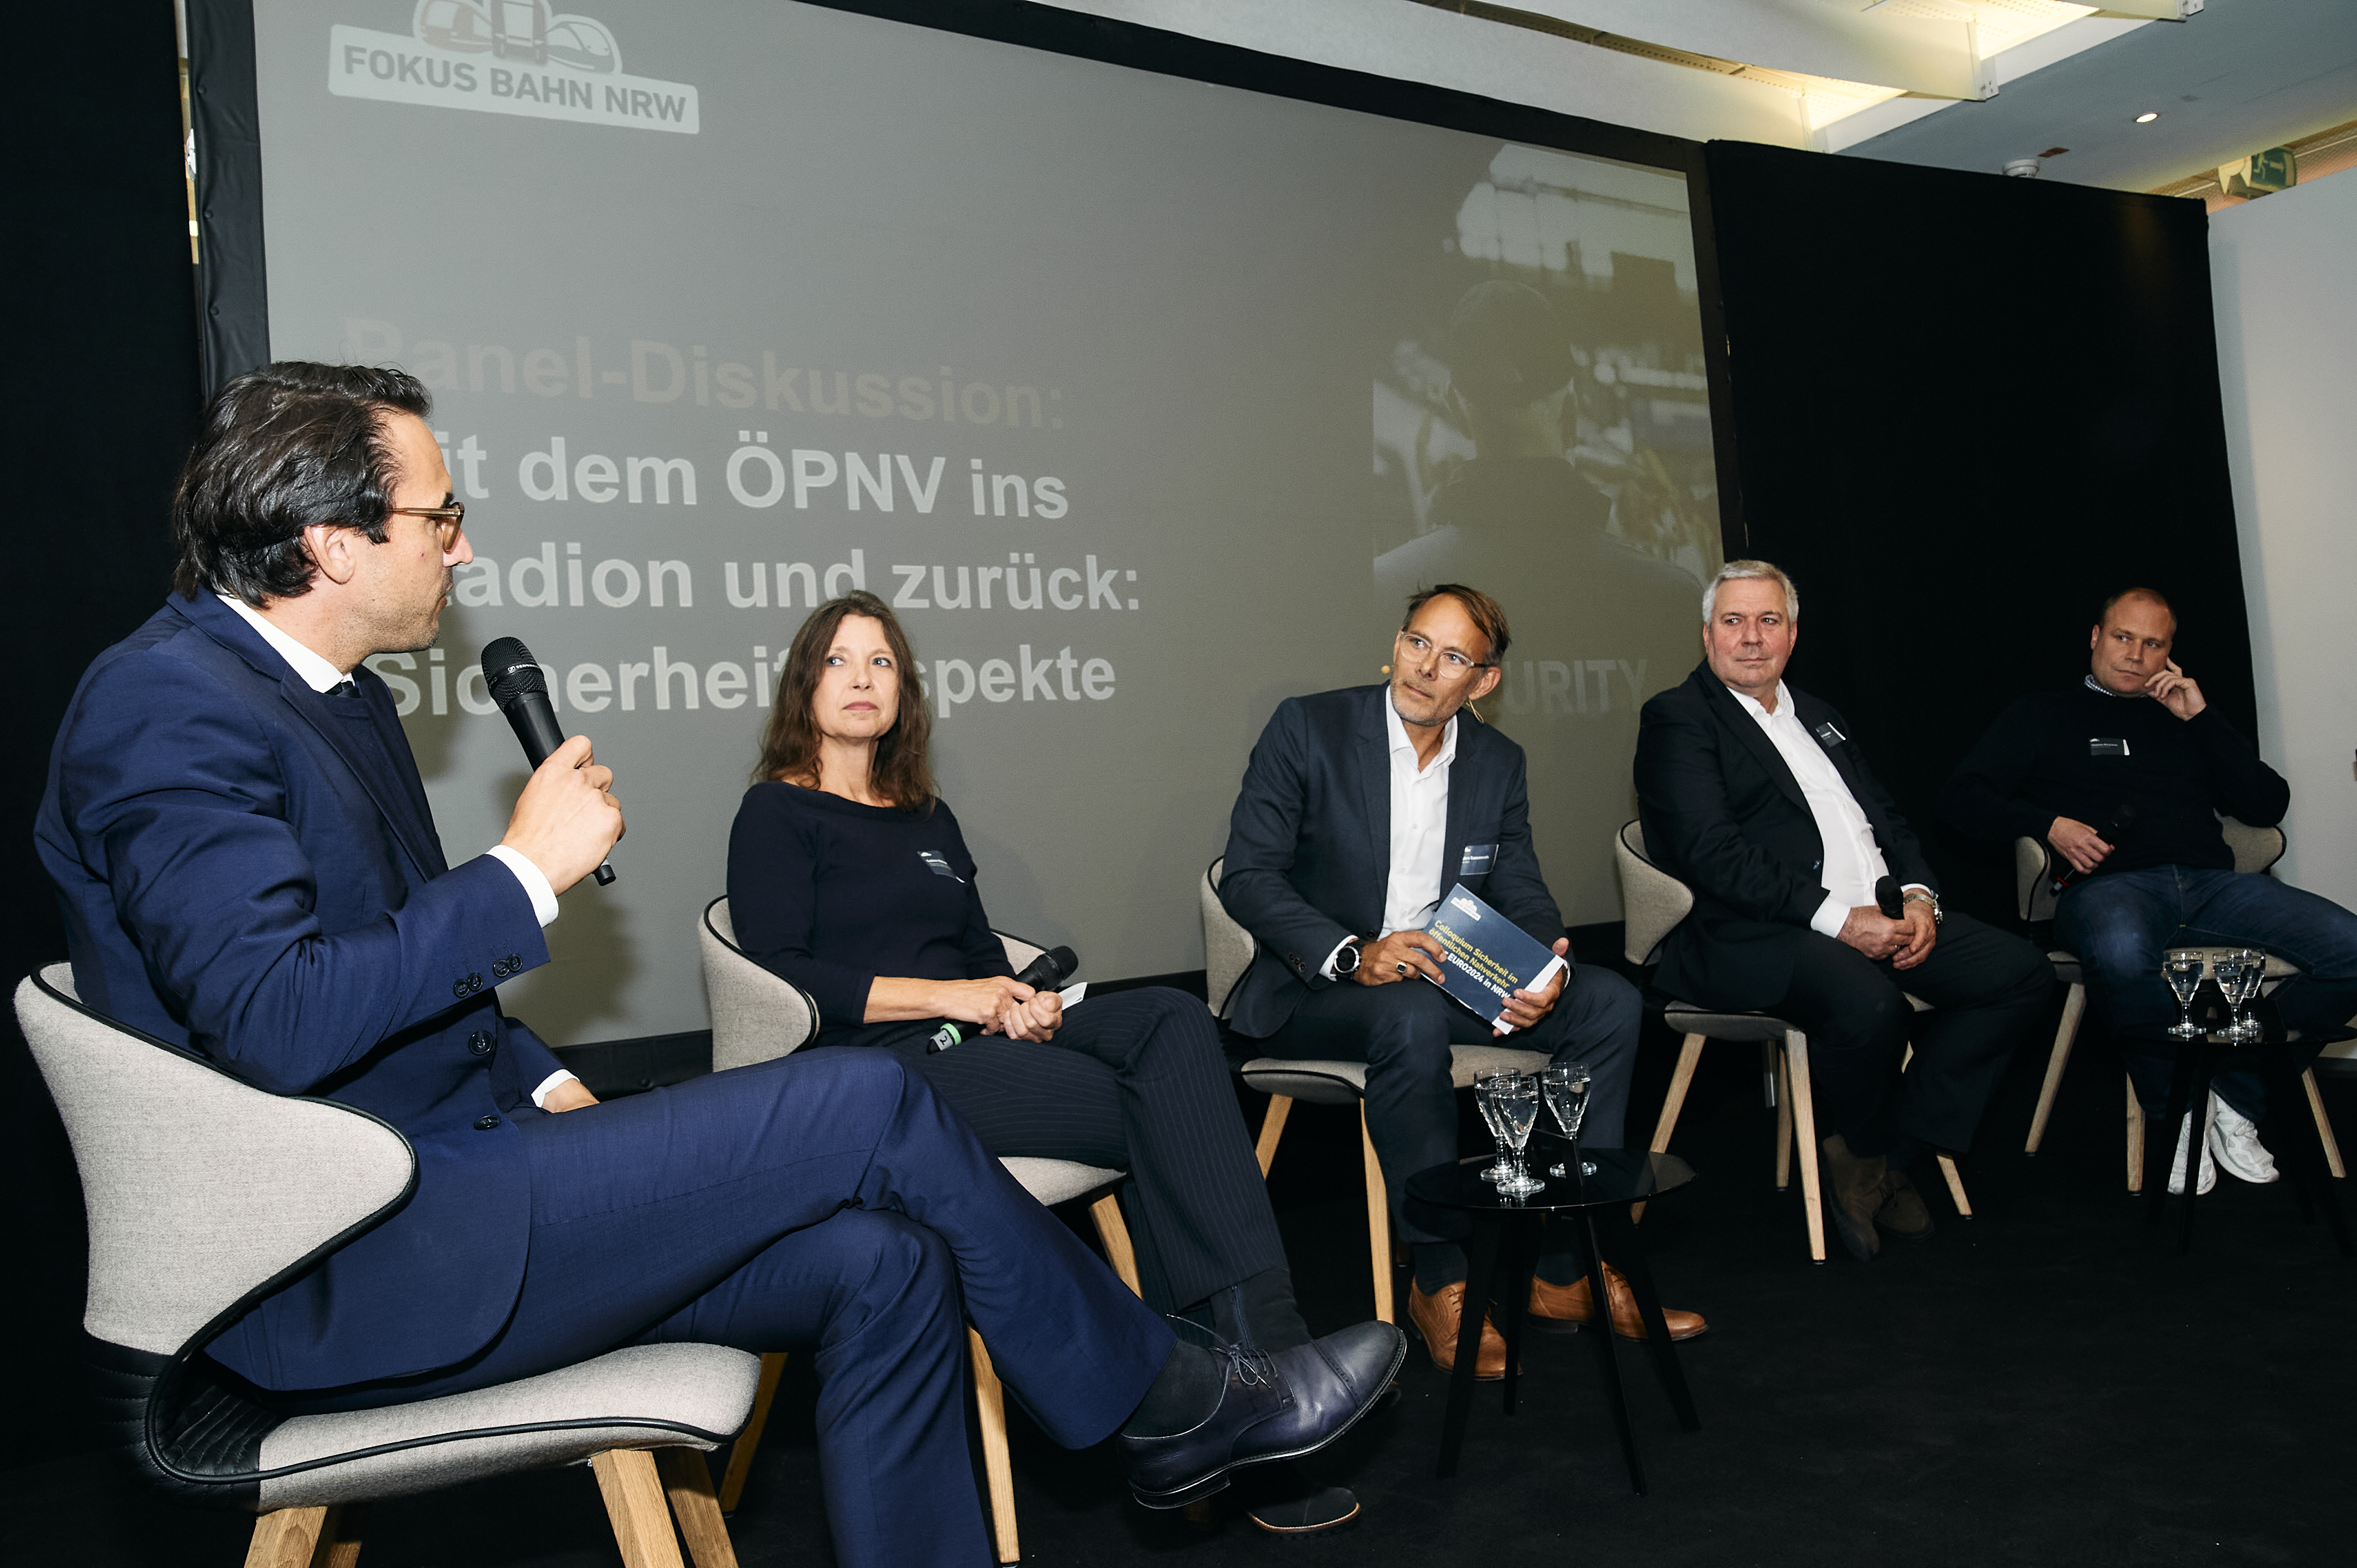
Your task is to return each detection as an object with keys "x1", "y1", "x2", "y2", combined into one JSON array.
[
  {"x1": 2208, "y1": 1101, "x2": 2281, "y2": 1184},
  {"x1": 2169, "y1": 1112, "x2": 2217, "y2": 1195}
]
